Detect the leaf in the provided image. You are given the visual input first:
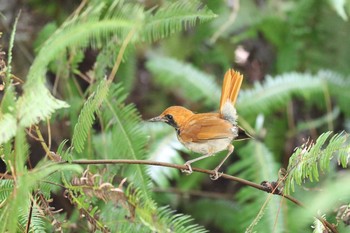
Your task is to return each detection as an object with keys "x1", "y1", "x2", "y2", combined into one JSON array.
[
  {"x1": 72, "y1": 79, "x2": 109, "y2": 153},
  {"x1": 0, "y1": 114, "x2": 17, "y2": 144},
  {"x1": 146, "y1": 55, "x2": 221, "y2": 108},
  {"x1": 99, "y1": 84, "x2": 152, "y2": 203},
  {"x1": 228, "y1": 141, "x2": 285, "y2": 233},
  {"x1": 285, "y1": 131, "x2": 350, "y2": 194},
  {"x1": 17, "y1": 85, "x2": 69, "y2": 127},
  {"x1": 143, "y1": 0, "x2": 217, "y2": 41}
]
